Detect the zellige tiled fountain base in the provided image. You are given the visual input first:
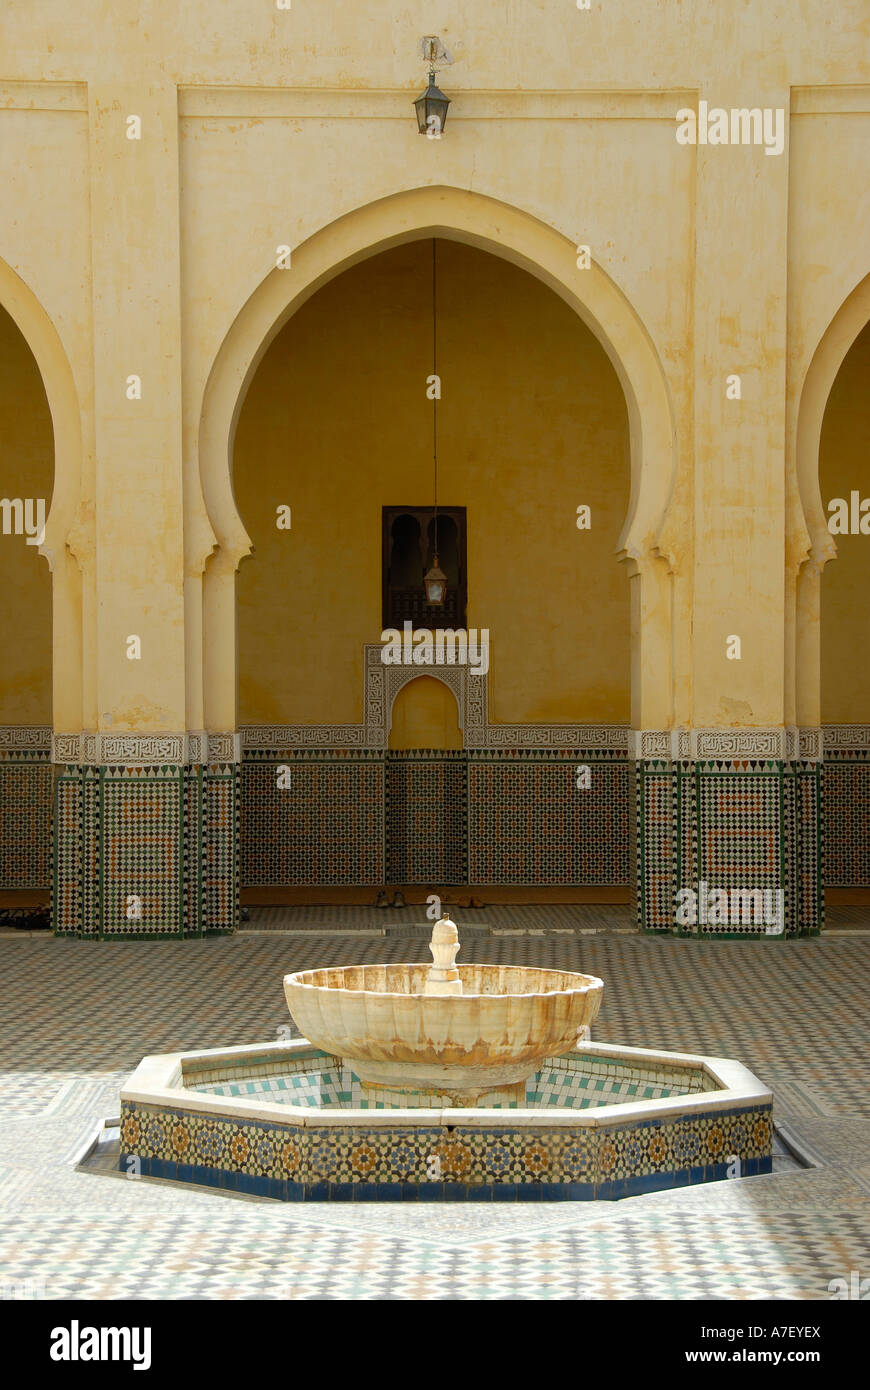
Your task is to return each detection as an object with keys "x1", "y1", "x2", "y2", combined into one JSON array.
[{"x1": 119, "y1": 1039, "x2": 773, "y2": 1201}]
